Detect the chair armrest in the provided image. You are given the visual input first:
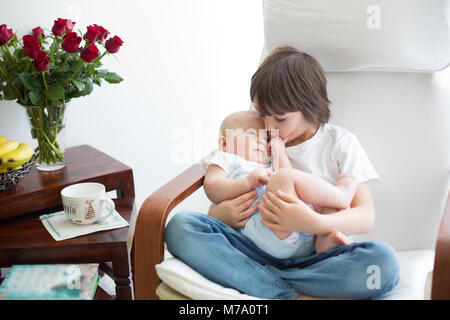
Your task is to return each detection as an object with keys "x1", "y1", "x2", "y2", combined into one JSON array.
[
  {"x1": 133, "y1": 161, "x2": 205, "y2": 300},
  {"x1": 432, "y1": 190, "x2": 450, "y2": 299}
]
